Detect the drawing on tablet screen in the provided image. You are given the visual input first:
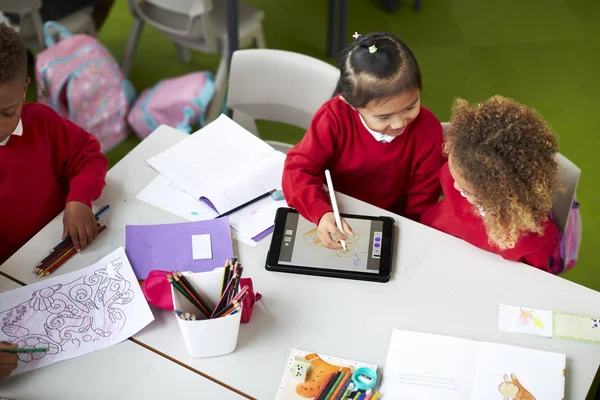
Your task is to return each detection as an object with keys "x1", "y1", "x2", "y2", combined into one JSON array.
[{"x1": 302, "y1": 228, "x2": 365, "y2": 261}]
